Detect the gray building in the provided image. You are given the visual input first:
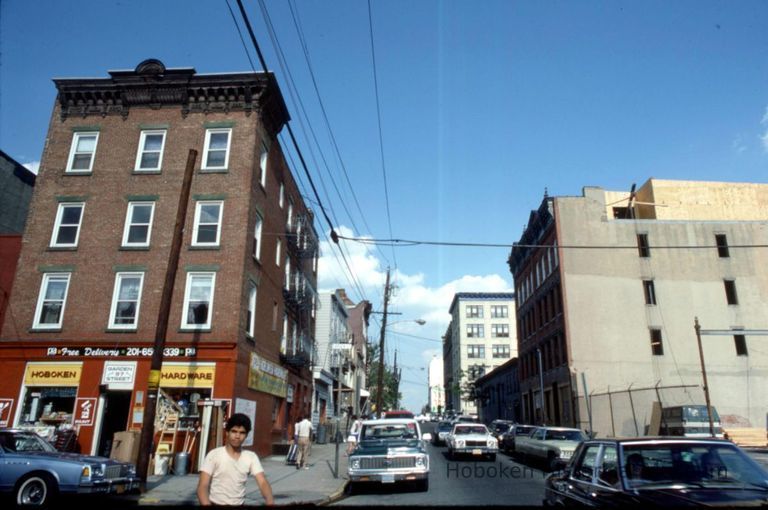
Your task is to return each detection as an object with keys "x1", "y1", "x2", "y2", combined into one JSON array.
[
  {"x1": 509, "y1": 179, "x2": 768, "y2": 436},
  {"x1": 312, "y1": 290, "x2": 351, "y2": 424},
  {"x1": 0, "y1": 150, "x2": 36, "y2": 234},
  {"x1": 474, "y1": 357, "x2": 520, "y2": 424}
]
